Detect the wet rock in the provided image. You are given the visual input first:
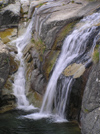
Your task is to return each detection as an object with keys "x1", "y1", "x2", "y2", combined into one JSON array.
[
  {"x1": 31, "y1": 69, "x2": 47, "y2": 95},
  {"x1": 0, "y1": 94, "x2": 16, "y2": 113}
]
